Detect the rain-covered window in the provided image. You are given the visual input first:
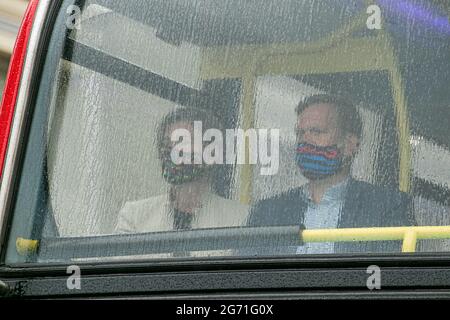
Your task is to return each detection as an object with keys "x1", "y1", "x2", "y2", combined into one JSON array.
[
  {"x1": 0, "y1": 58, "x2": 8, "y2": 101},
  {"x1": 5, "y1": 0, "x2": 450, "y2": 264}
]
